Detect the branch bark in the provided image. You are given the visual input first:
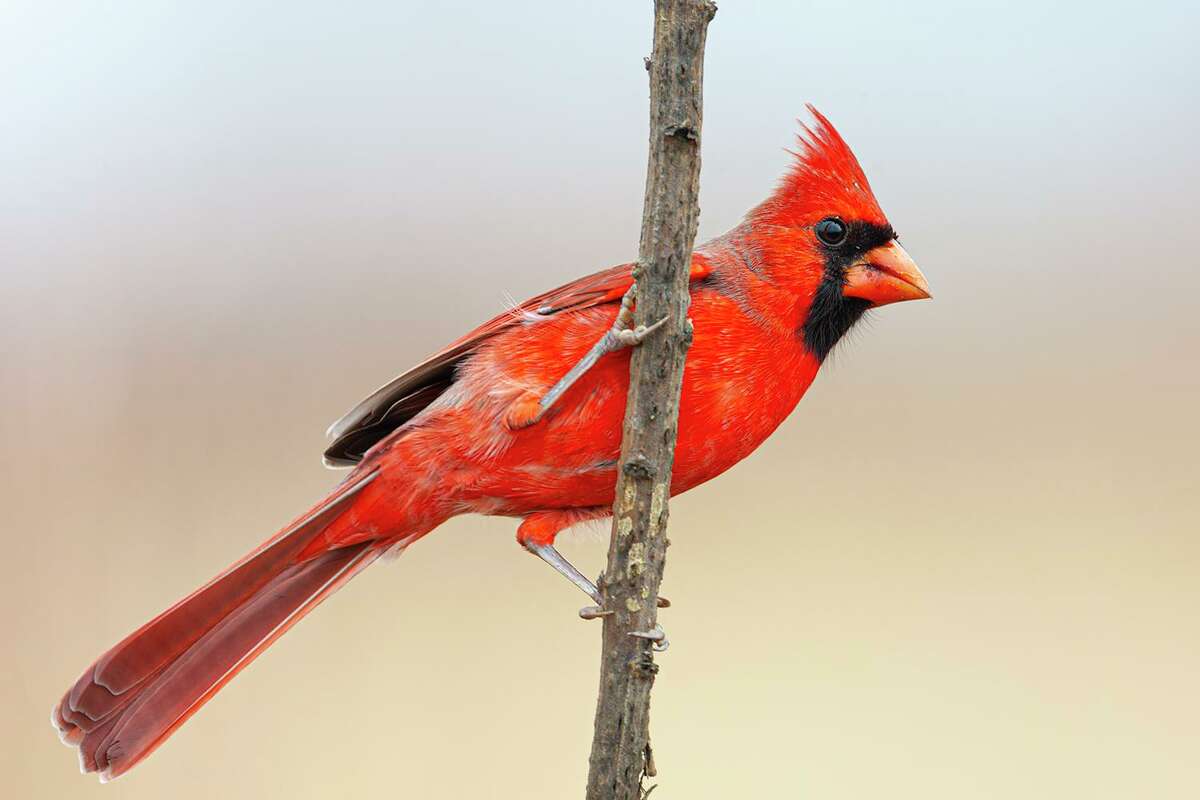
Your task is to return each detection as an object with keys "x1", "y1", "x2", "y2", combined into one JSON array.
[{"x1": 585, "y1": 2, "x2": 716, "y2": 799}]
